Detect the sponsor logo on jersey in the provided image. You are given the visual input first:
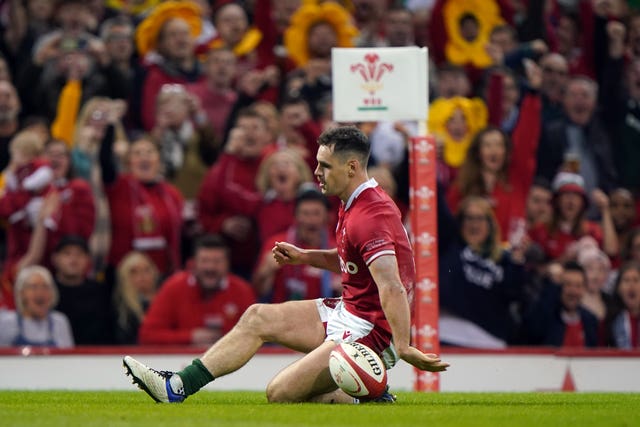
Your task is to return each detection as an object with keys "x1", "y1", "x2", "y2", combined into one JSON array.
[{"x1": 339, "y1": 256, "x2": 359, "y2": 274}]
